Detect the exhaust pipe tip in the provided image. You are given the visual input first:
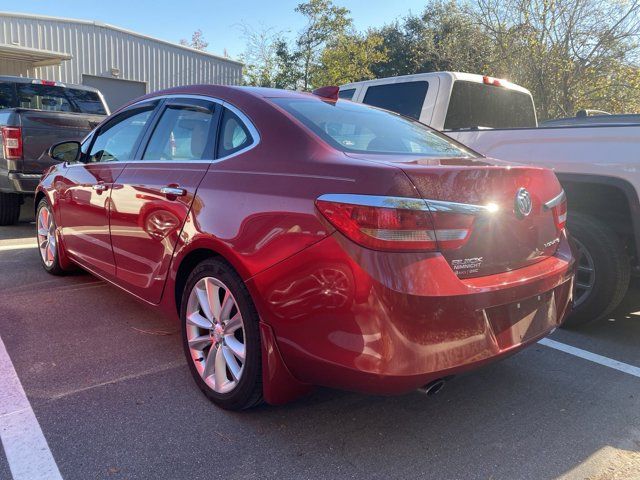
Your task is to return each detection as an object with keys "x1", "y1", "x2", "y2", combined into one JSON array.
[{"x1": 418, "y1": 378, "x2": 446, "y2": 397}]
